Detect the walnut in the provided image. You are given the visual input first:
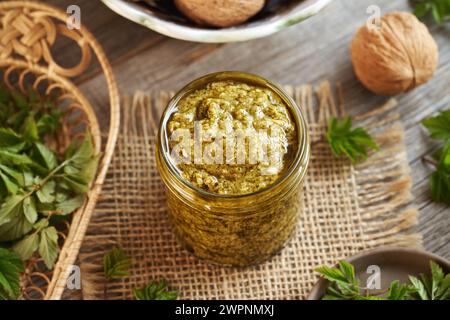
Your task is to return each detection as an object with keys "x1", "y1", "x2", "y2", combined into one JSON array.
[
  {"x1": 174, "y1": 0, "x2": 265, "y2": 28},
  {"x1": 351, "y1": 12, "x2": 439, "y2": 96}
]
